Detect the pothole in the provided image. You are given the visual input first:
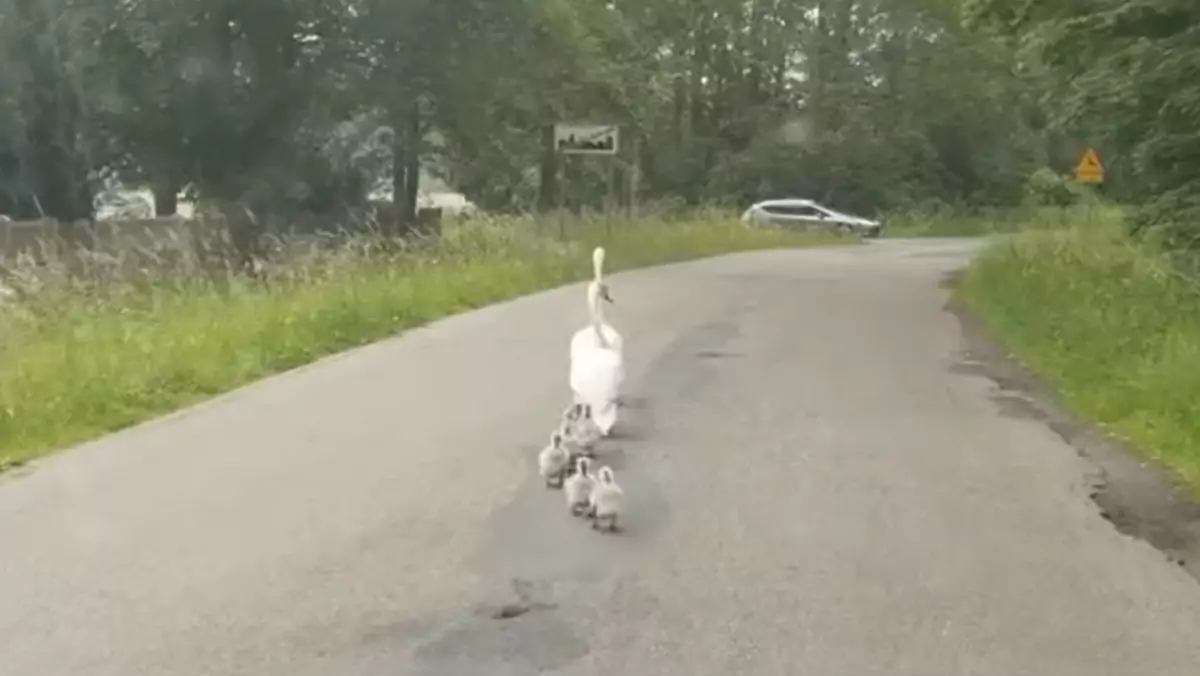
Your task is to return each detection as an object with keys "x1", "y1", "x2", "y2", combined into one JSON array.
[
  {"x1": 410, "y1": 576, "x2": 588, "y2": 674},
  {"x1": 477, "y1": 578, "x2": 556, "y2": 621},
  {"x1": 490, "y1": 603, "x2": 532, "y2": 620},
  {"x1": 695, "y1": 350, "x2": 741, "y2": 359}
]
